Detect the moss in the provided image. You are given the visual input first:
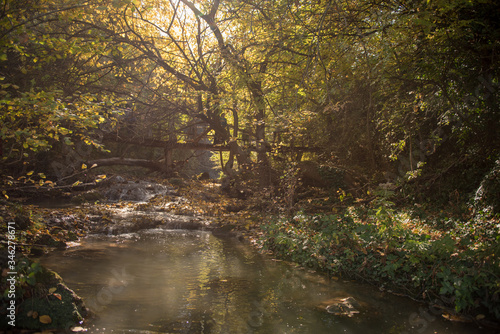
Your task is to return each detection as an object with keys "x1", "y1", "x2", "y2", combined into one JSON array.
[
  {"x1": 1, "y1": 264, "x2": 89, "y2": 331},
  {"x1": 16, "y1": 283, "x2": 87, "y2": 330}
]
